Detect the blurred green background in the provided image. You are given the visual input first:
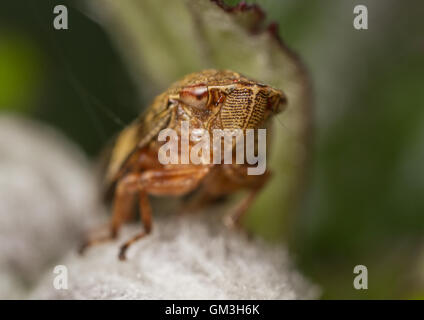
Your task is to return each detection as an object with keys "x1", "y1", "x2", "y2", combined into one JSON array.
[{"x1": 1, "y1": 0, "x2": 423, "y2": 299}]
